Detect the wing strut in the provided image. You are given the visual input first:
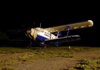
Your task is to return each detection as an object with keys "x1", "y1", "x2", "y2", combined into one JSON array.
[
  {"x1": 67, "y1": 26, "x2": 71, "y2": 37},
  {"x1": 57, "y1": 32, "x2": 59, "y2": 38},
  {"x1": 67, "y1": 25, "x2": 71, "y2": 49}
]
